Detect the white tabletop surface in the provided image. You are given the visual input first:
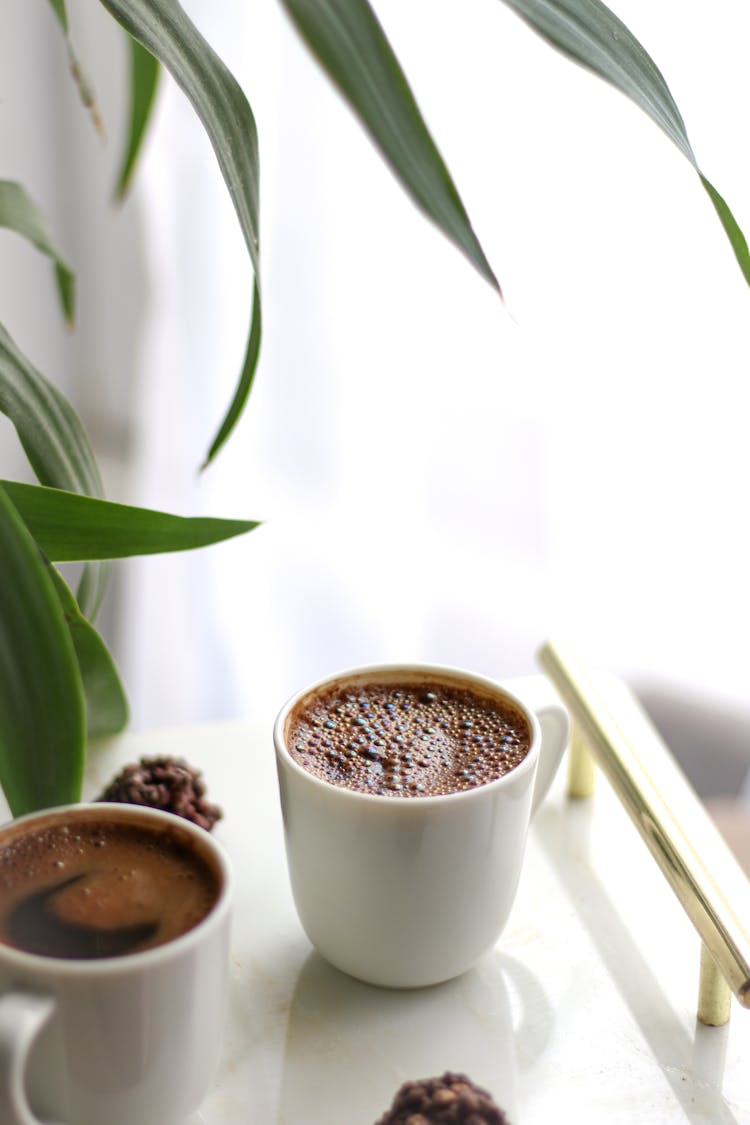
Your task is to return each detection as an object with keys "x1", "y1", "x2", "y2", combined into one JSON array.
[{"x1": 7, "y1": 676, "x2": 750, "y2": 1123}]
